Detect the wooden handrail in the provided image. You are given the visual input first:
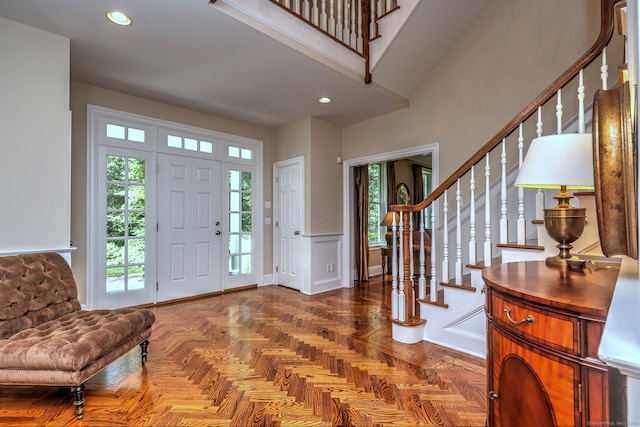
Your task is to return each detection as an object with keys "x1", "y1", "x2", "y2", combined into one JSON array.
[{"x1": 395, "y1": 0, "x2": 618, "y2": 214}]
